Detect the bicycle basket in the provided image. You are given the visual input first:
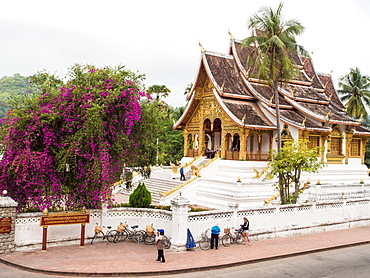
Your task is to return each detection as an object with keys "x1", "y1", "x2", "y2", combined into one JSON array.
[
  {"x1": 224, "y1": 228, "x2": 230, "y2": 234},
  {"x1": 95, "y1": 226, "x2": 103, "y2": 233},
  {"x1": 146, "y1": 225, "x2": 153, "y2": 236},
  {"x1": 117, "y1": 223, "x2": 126, "y2": 232}
]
